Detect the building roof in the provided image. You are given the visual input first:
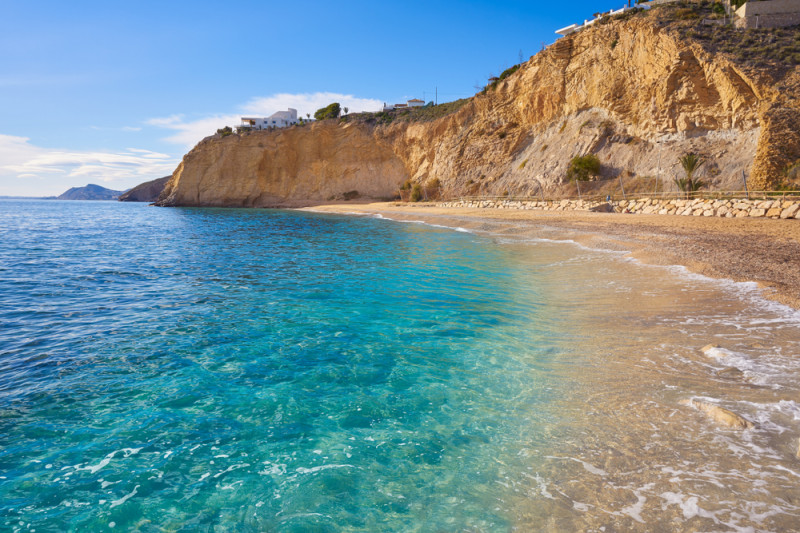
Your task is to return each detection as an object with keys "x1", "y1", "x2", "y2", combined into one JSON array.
[{"x1": 408, "y1": 98, "x2": 424, "y2": 103}]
